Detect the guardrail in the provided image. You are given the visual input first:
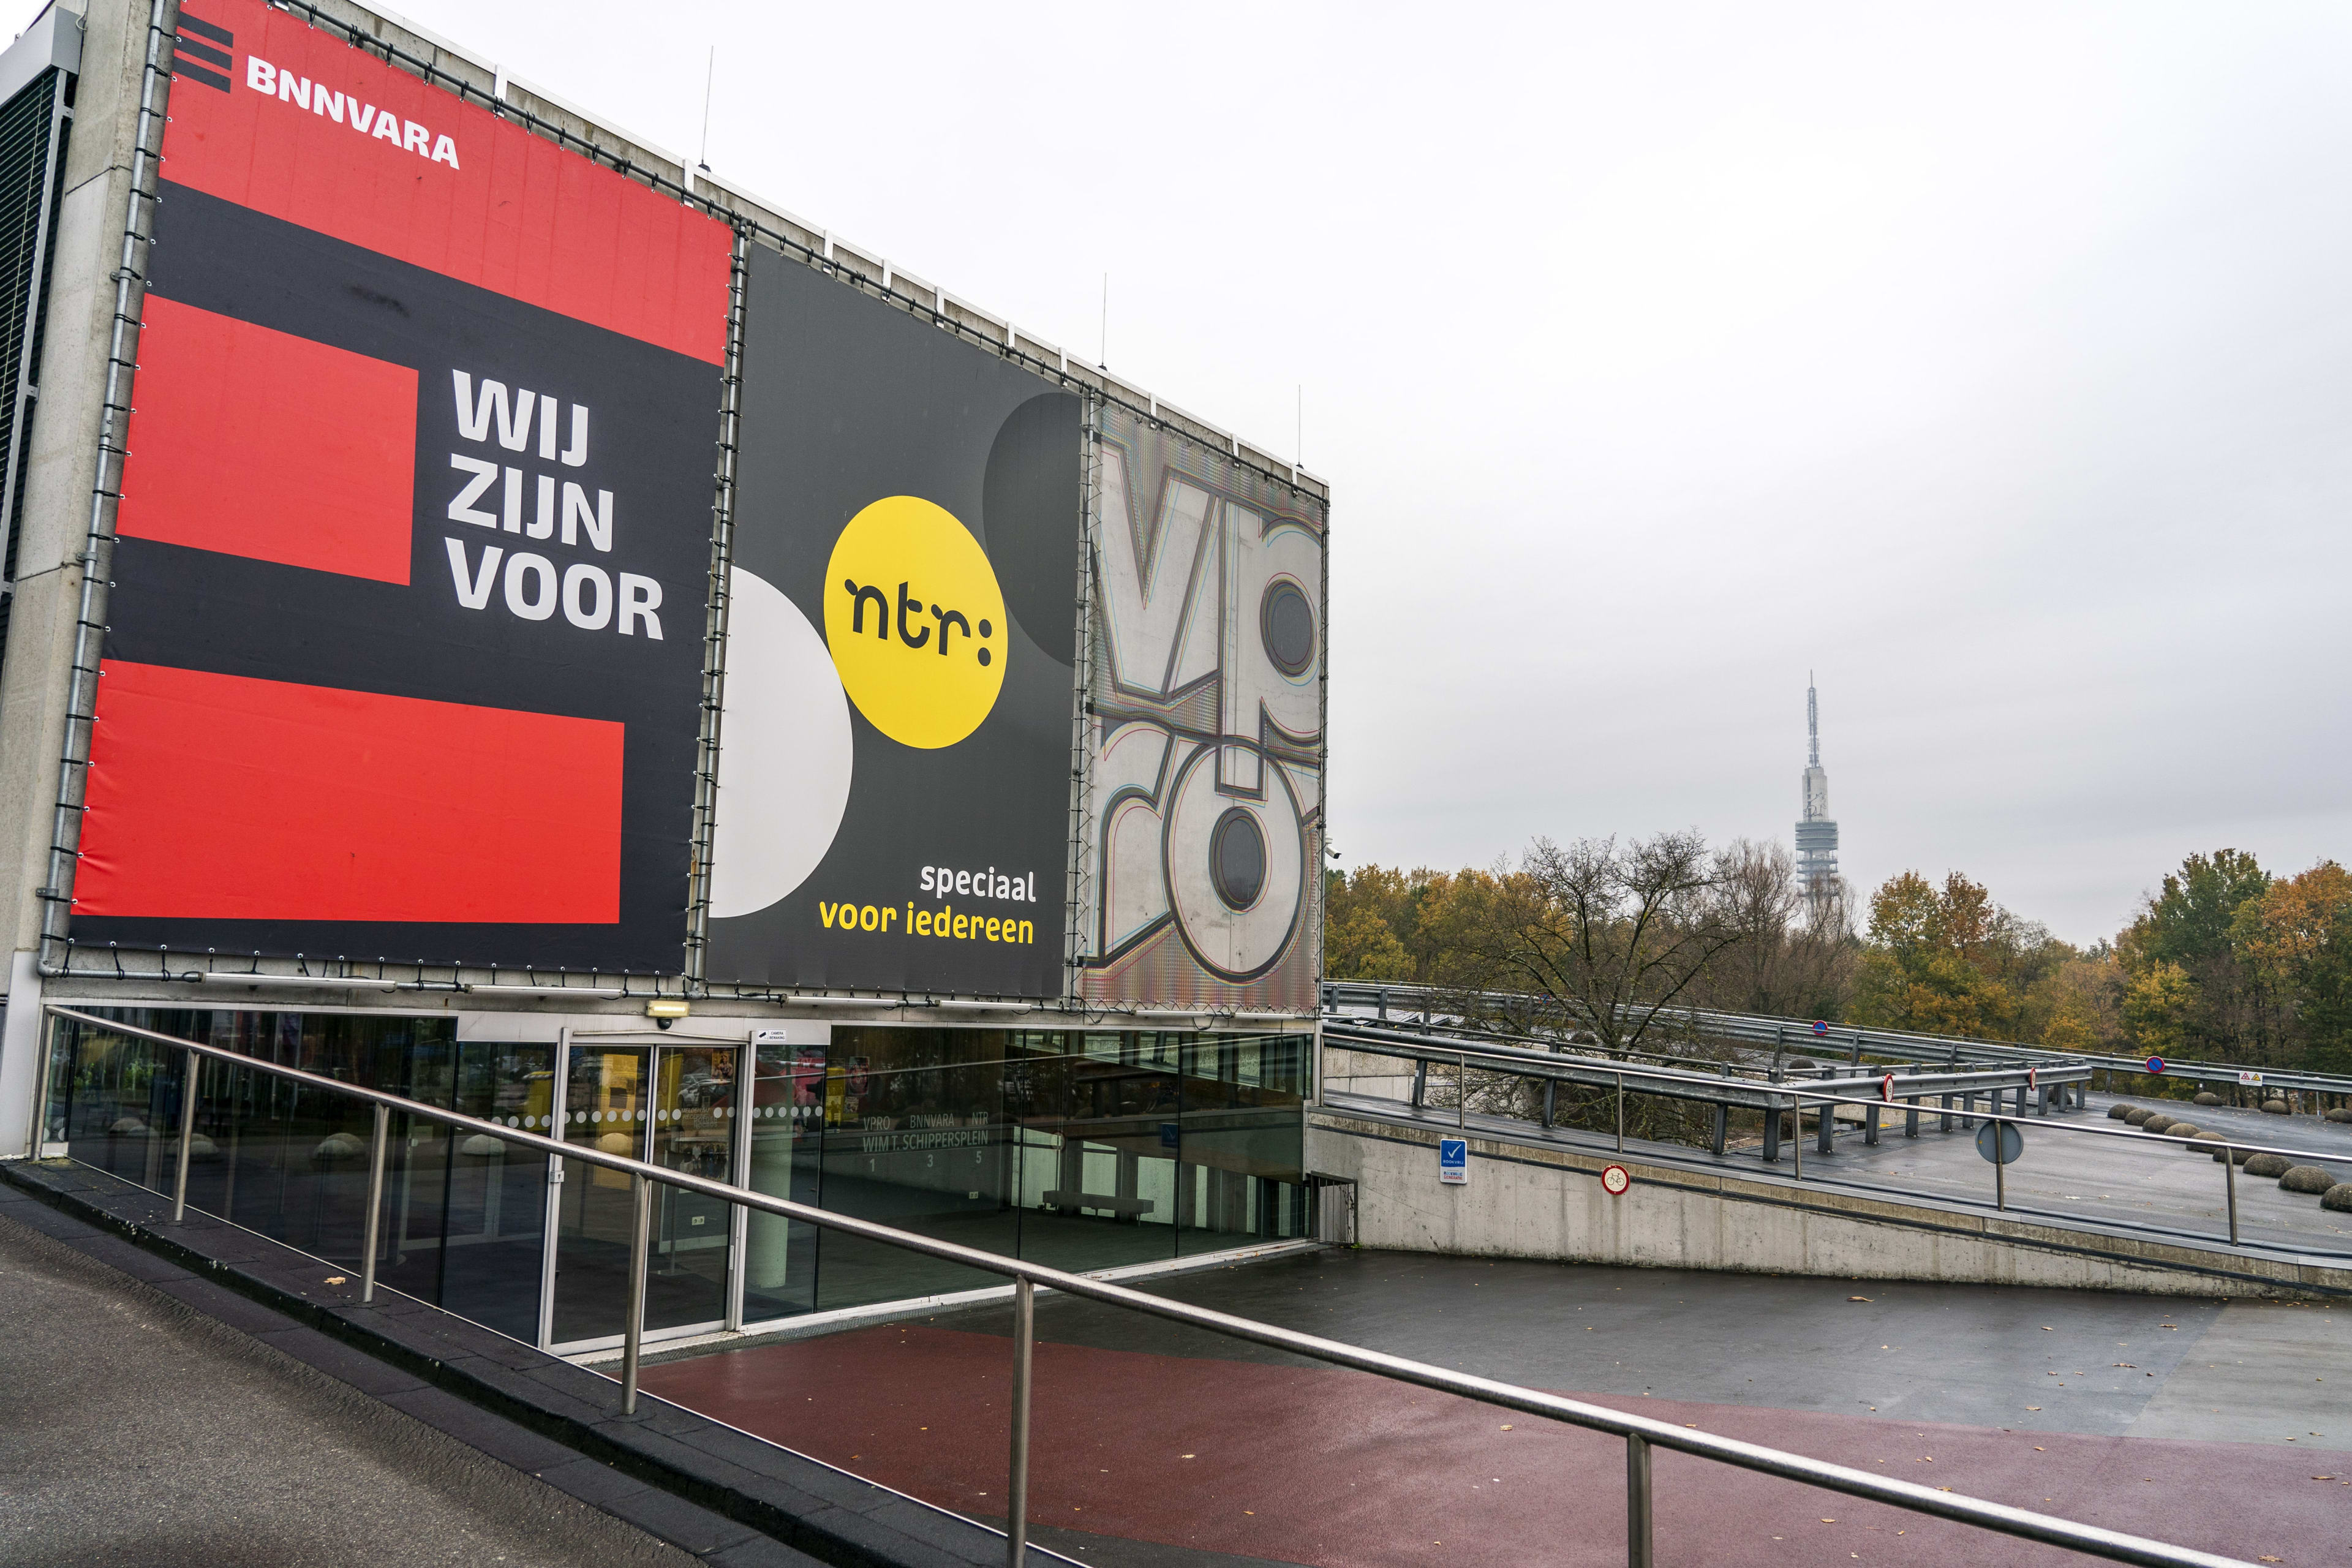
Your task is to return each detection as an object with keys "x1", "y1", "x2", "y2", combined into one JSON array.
[
  {"x1": 1321, "y1": 981, "x2": 2352, "y2": 1101},
  {"x1": 35, "y1": 1005, "x2": 2265, "y2": 1568},
  {"x1": 1322, "y1": 1017, "x2": 2350, "y2": 1251},
  {"x1": 1325, "y1": 1021, "x2": 2090, "y2": 1161}
]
